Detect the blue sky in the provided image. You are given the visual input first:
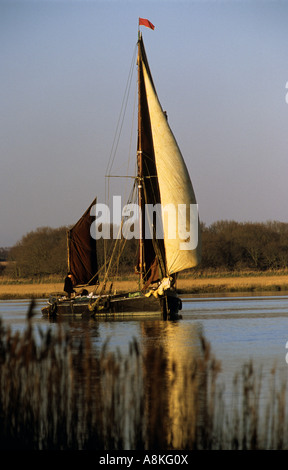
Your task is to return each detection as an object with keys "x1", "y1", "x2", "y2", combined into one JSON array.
[{"x1": 1, "y1": 0, "x2": 288, "y2": 246}]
